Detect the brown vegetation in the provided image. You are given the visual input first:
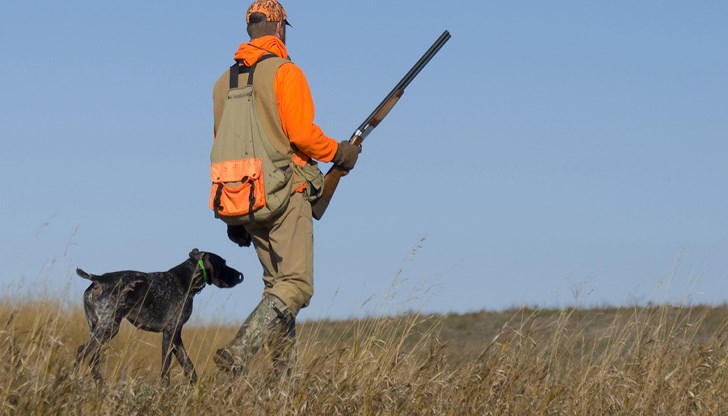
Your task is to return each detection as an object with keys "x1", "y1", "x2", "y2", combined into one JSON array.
[{"x1": 2, "y1": 299, "x2": 728, "y2": 415}]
